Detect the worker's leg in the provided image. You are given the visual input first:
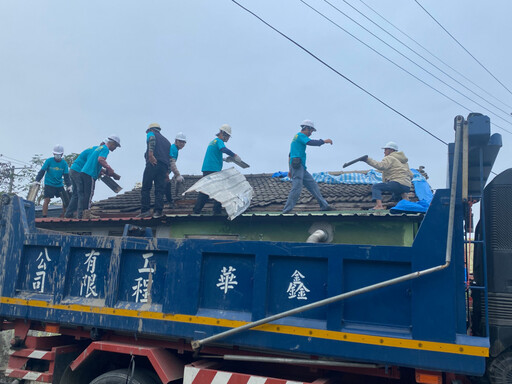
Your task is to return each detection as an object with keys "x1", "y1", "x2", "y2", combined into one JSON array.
[
  {"x1": 193, "y1": 193, "x2": 209, "y2": 214},
  {"x1": 42, "y1": 197, "x2": 50, "y2": 217},
  {"x1": 193, "y1": 171, "x2": 214, "y2": 214},
  {"x1": 75, "y1": 172, "x2": 86, "y2": 219},
  {"x1": 153, "y1": 163, "x2": 167, "y2": 214},
  {"x1": 140, "y1": 163, "x2": 155, "y2": 214},
  {"x1": 302, "y1": 169, "x2": 330, "y2": 209},
  {"x1": 65, "y1": 170, "x2": 79, "y2": 218},
  {"x1": 164, "y1": 179, "x2": 173, "y2": 205},
  {"x1": 81, "y1": 173, "x2": 94, "y2": 217},
  {"x1": 282, "y1": 166, "x2": 304, "y2": 213}
]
